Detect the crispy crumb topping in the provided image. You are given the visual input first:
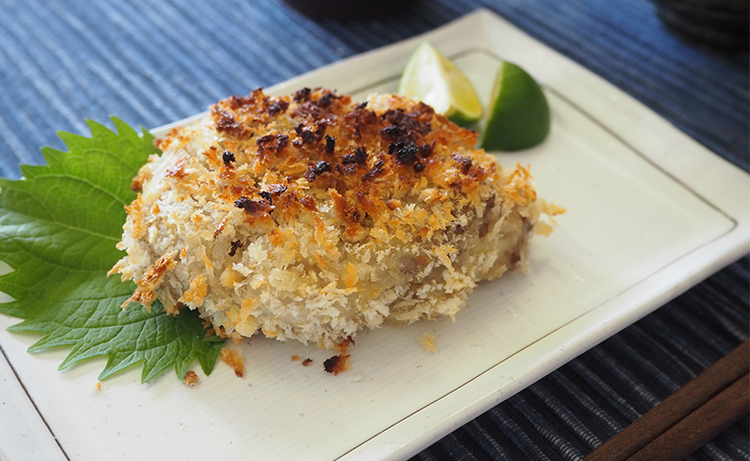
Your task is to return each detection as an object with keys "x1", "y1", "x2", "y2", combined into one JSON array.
[{"x1": 194, "y1": 88, "x2": 491, "y2": 244}]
